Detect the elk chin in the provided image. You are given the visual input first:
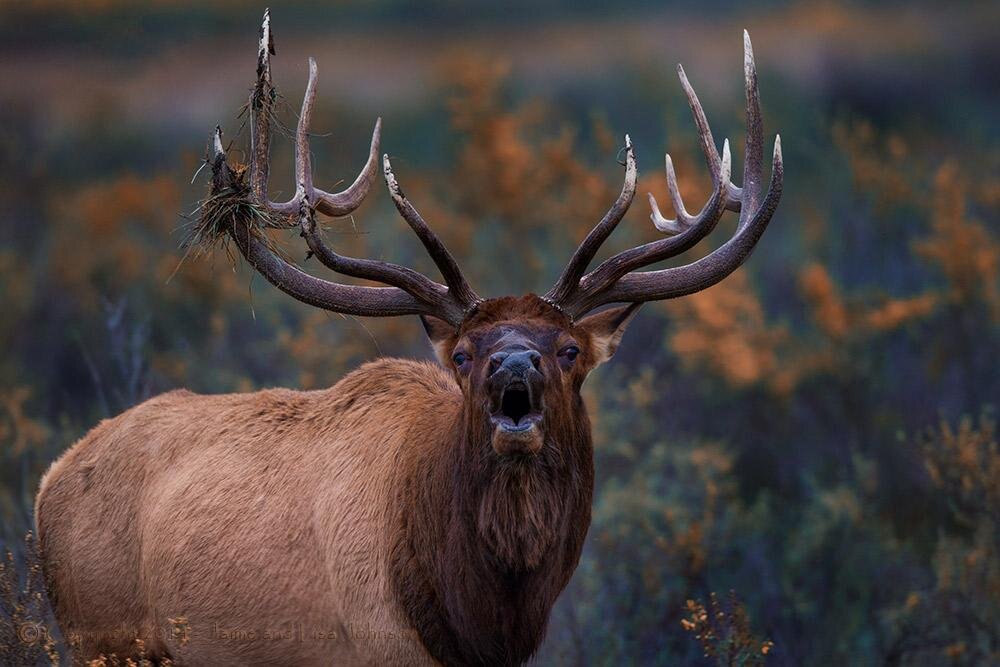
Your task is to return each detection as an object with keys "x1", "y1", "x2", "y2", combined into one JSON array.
[{"x1": 491, "y1": 416, "x2": 544, "y2": 456}]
